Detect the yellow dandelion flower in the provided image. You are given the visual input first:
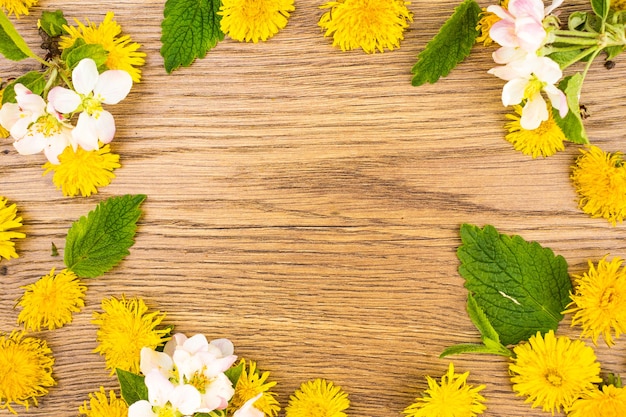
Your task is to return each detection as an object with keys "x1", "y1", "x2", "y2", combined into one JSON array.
[
  {"x1": 319, "y1": 0, "x2": 413, "y2": 53},
  {"x1": 228, "y1": 359, "x2": 280, "y2": 416},
  {"x1": 568, "y1": 384, "x2": 626, "y2": 417},
  {"x1": 564, "y1": 256, "x2": 626, "y2": 346},
  {"x1": 59, "y1": 12, "x2": 146, "y2": 82},
  {"x1": 476, "y1": 10, "x2": 500, "y2": 46},
  {"x1": 17, "y1": 268, "x2": 87, "y2": 331},
  {"x1": 504, "y1": 105, "x2": 566, "y2": 158},
  {"x1": 0, "y1": 0, "x2": 37, "y2": 18},
  {"x1": 42, "y1": 143, "x2": 120, "y2": 197},
  {"x1": 571, "y1": 145, "x2": 626, "y2": 225},
  {"x1": 509, "y1": 330, "x2": 601, "y2": 415},
  {"x1": 92, "y1": 295, "x2": 170, "y2": 375},
  {"x1": 403, "y1": 362, "x2": 486, "y2": 417},
  {"x1": 0, "y1": 331, "x2": 55, "y2": 414},
  {"x1": 79, "y1": 386, "x2": 128, "y2": 417},
  {"x1": 285, "y1": 378, "x2": 349, "y2": 417},
  {"x1": 0, "y1": 197, "x2": 26, "y2": 261},
  {"x1": 219, "y1": 0, "x2": 295, "y2": 43},
  {"x1": 476, "y1": 0, "x2": 508, "y2": 46}
]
